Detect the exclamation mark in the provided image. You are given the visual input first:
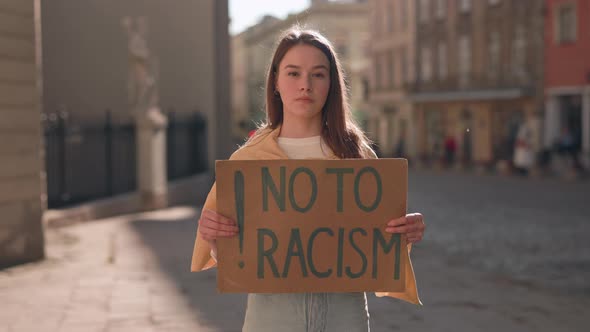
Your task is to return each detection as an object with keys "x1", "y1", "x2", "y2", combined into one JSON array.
[{"x1": 235, "y1": 171, "x2": 245, "y2": 269}]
